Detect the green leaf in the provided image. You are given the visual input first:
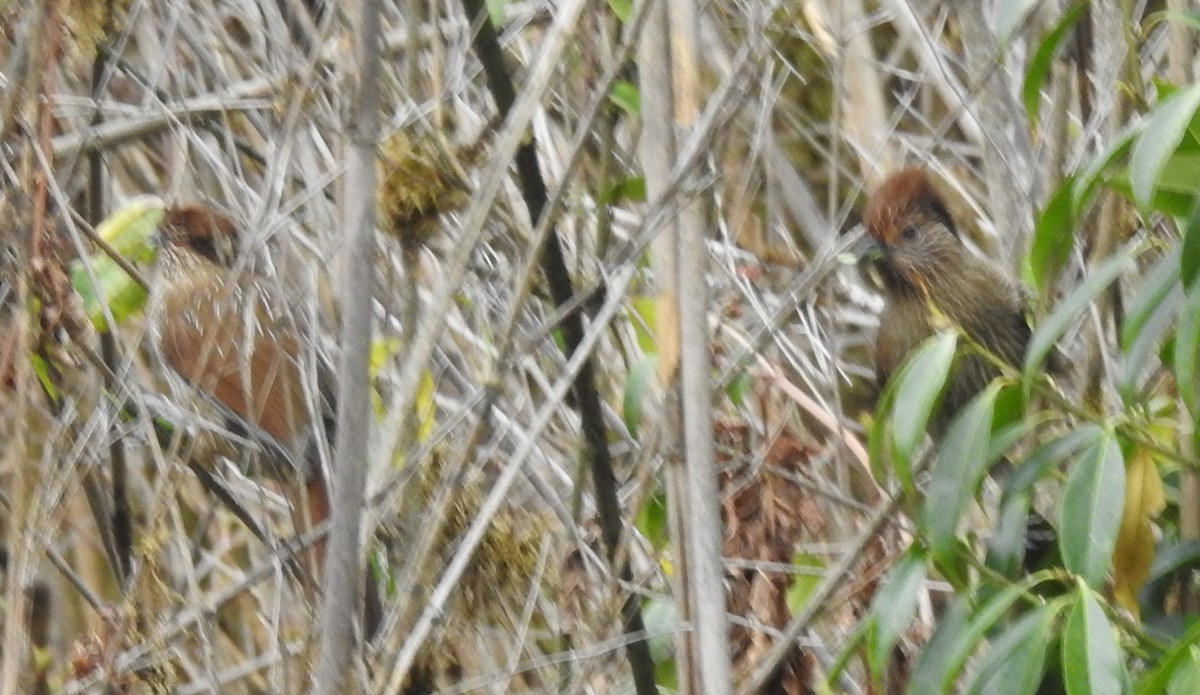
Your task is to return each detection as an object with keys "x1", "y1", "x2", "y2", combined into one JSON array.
[
  {"x1": 1060, "y1": 428, "x2": 1126, "y2": 588},
  {"x1": 725, "y1": 369, "x2": 753, "y2": 408},
  {"x1": 641, "y1": 597, "x2": 678, "y2": 688},
  {"x1": 907, "y1": 597, "x2": 972, "y2": 695},
  {"x1": 600, "y1": 176, "x2": 646, "y2": 204},
  {"x1": 965, "y1": 601, "x2": 1063, "y2": 695},
  {"x1": 633, "y1": 487, "x2": 669, "y2": 551},
  {"x1": 1166, "y1": 647, "x2": 1200, "y2": 695},
  {"x1": 1130, "y1": 84, "x2": 1200, "y2": 210},
  {"x1": 629, "y1": 295, "x2": 658, "y2": 353},
  {"x1": 869, "y1": 548, "x2": 928, "y2": 681},
  {"x1": 623, "y1": 355, "x2": 658, "y2": 439},
  {"x1": 1002, "y1": 425, "x2": 1105, "y2": 503},
  {"x1": 1156, "y1": 153, "x2": 1200, "y2": 195},
  {"x1": 785, "y1": 553, "x2": 825, "y2": 613},
  {"x1": 606, "y1": 0, "x2": 632, "y2": 22},
  {"x1": 868, "y1": 401, "x2": 892, "y2": 487},
  {"x1": 70, "y1": 256, "x2": 149, "y2": 331},
  {"x1": 906, "y1": 572, "x2": 1057, "y2": 694},
  {"x1": 1123, "y1": 246, "x2": 1184, "y2": 352},
  {"x1": 1182, "y1": 197, "x2": 1200, "y2": 288},
  {"x1": 1121, "y1": 247, "x2": 1183, "y2": 402},
  {"x1": 920, "y1": 383, "x2": 1000, "y2": 573},
  {"x1": 986, "y1": 493, "x2": 1035, "y2": 577},
  {"x1": 100, "y1": 197, "x2": 165, "y2": 261},
  {"x1": 1025, "y1": 244, "x2": 1138, "y2": 378},
  {"x1": 1029, "y1": 175, "x2": 1077, "y2": 297},
  {"x1": 1073, "y1": 126, "x2": 1138, "y2": 215},
  {"x1": 892, "y1": 330, "x2": 957, "y2": 460},
  {"x1": 1022, "y1": 2, "x2": 1086, "y2": 126},
  {"x1": 608, "y1": 80, "x2": 641, "y2": 117},
  {"x1": 1176, "y1": 281, "x2": 1200, "y2": 419},
  {"x1": 1136, "y1": 617, "x2": 1200, "y2": 695},
  {"x1": 69, "y1": 198, "x2": 165, "y2": 331},
  {"x1": 1062, "y1": 580, "x2": 1127, "y2": 695}
]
